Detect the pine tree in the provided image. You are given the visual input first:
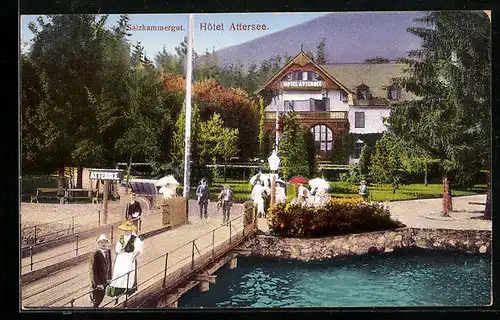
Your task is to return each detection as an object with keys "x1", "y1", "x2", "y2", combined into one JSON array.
[
  {"x1": 315, "y1": 38, "x2": 326, "y2": 64},
  {"x1": 390, "y1": 11, "x2": 491, "y2": 217}
]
